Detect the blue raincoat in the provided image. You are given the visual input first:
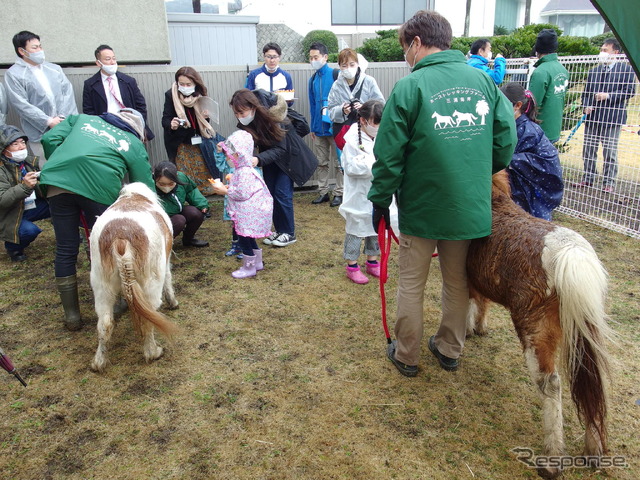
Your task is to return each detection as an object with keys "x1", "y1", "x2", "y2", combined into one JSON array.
[{"x1": 508, "y1": 114, "x2": 563, "y2": 220}]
